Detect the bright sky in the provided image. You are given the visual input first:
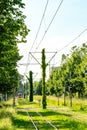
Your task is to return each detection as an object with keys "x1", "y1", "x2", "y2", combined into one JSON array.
[{"x1": 17, "y1": 0, "x2": 87, "y2": 81}]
